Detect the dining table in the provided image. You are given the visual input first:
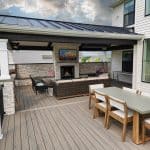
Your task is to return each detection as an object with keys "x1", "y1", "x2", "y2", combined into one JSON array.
[{"x1": 95, "y1": 87, "x2": 150, "y2": 144}]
